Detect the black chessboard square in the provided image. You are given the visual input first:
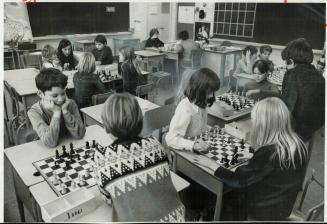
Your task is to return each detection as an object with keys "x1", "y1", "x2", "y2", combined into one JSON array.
[
  {"x1": 79, "y1": 160, "x2": 87, "y2": 166},
  {"x1": 39, "y1": 164, "x2": 49, "y2": 170},
  {"x1": 45, "y1": 172, "x2": 53, "y2": 177},
  {"x1": 63, "y1": 166, "x2": 72, "y2": 171},
  {"x1": 58, "y1": 172, "x2": 65, "y2": 178},
  {"x1": 65, "y1": 181, "x2": 72, "y2": 187},
  {"x1": 44, "y1": 158, "x2": 54, "y2": 164},
  {"x1": 75, "y1": 166, "x2": 83, "y2": 172},
  {"x1": 70, "y1": 173, "x2": 78, "y2": 179},
  {"x1": 76, "y1": 148, "x2": 84, "y2": 154},
  {"x1": 50, "y1": 165, "x2": 61, "y2": 170}
]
